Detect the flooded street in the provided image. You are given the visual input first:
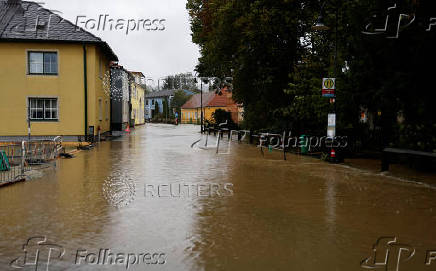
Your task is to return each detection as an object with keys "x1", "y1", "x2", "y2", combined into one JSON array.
[{"x1": 1, "y1": 124, "x2": 436, "y2": 270}]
